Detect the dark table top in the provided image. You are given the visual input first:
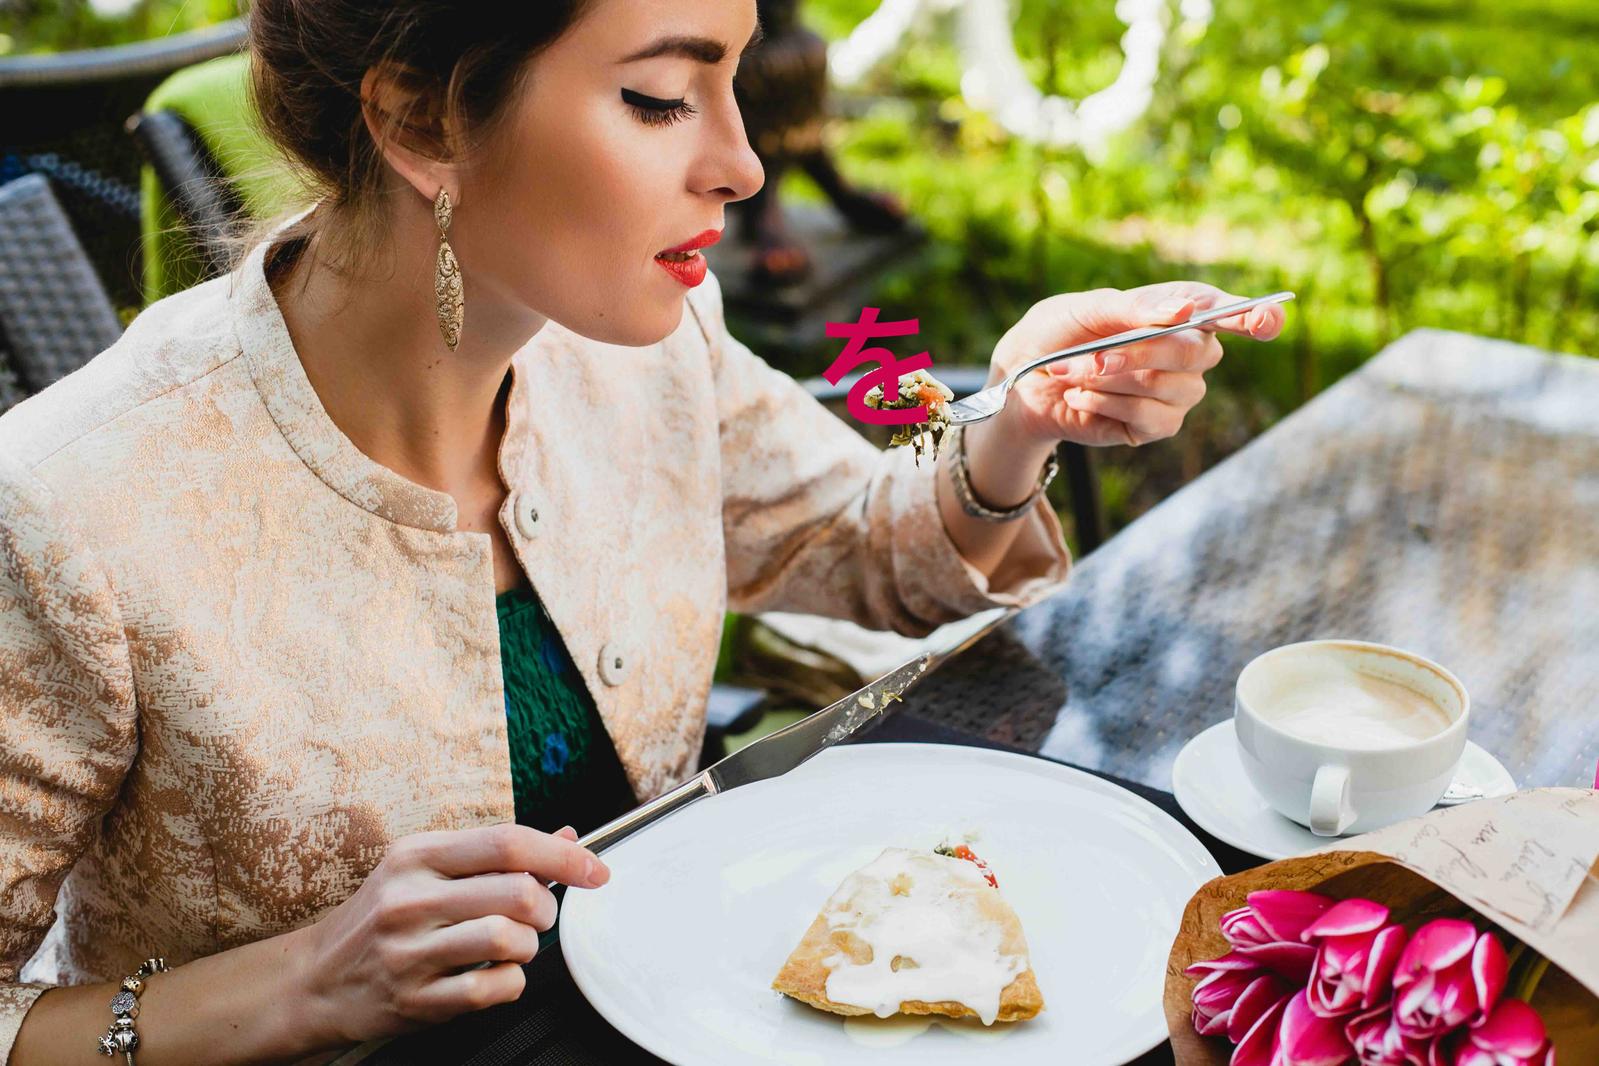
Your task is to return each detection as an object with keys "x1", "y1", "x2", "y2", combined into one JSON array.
[
  {"x1": 341, "y1": 713, "x2": 1261, "y2": 1066},
  {"x1": 907, "y1": 330, "x2": 1599, "y2": 794}
]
